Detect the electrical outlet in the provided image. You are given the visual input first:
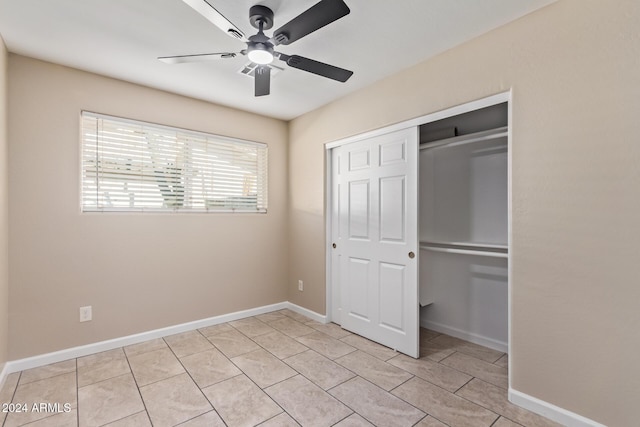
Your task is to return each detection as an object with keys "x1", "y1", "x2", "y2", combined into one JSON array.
[
  {"x1": 298, "y1": 280, "x2": 304, "y2": 291},
  {"x1": 79, "y1": 306, "x2": 92, "y2": 322}
]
